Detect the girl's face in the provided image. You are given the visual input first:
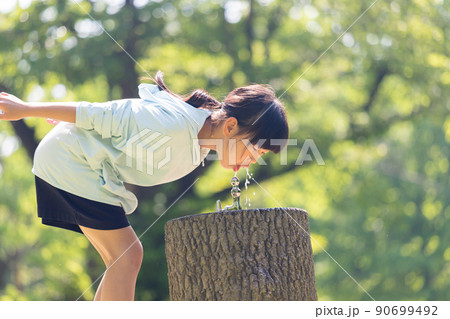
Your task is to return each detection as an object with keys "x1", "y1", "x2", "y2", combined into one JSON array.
[
  {"x1": 218, "y1": 118, "x2": 269, "y2": 172},
  {"x1": 223, "y1": 137, "x2": 269, "y2": 172}
]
